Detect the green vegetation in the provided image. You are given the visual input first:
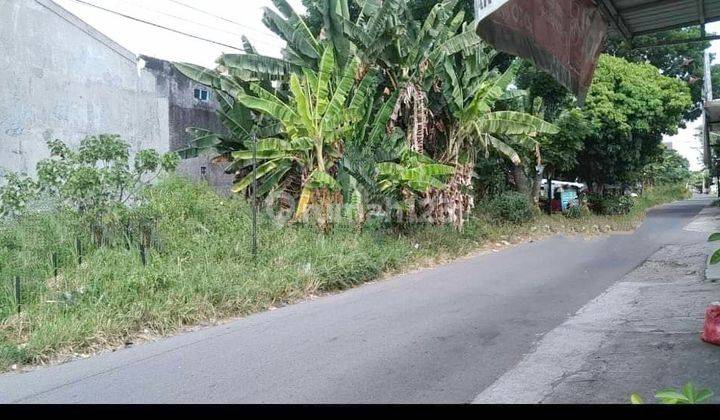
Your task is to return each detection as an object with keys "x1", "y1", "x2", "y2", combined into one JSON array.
[
  {"x1": 485, "y1": 191, "x2": 536, "y2": 224},
  {"x1": 605, "y1": 27, "x2": 709, "y2": 121},
  {"x1": 174, "y1": 0, "x2": 558, "y2": 229},
  {"x1": 577, "y1": 55, "x2": 691, "y2": 189},
  {"x1": 0, "y1": 0, "x2": 699, "y2": 370},
  {"x1": 0, "y1": 135, "x2": 179, "y2": 221},
  {"x1": 642, "y1": 149, "x2": 692, "y2": 187},
  {"x1": 0, "y1": 176, "x2": 689, "y2": 370},
  {"x1": 631, "y1": 382, "x2": 714, "y2": 404},
  {"x1": 587, "y1": 193, "x2": 635, "y2": 216}
]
